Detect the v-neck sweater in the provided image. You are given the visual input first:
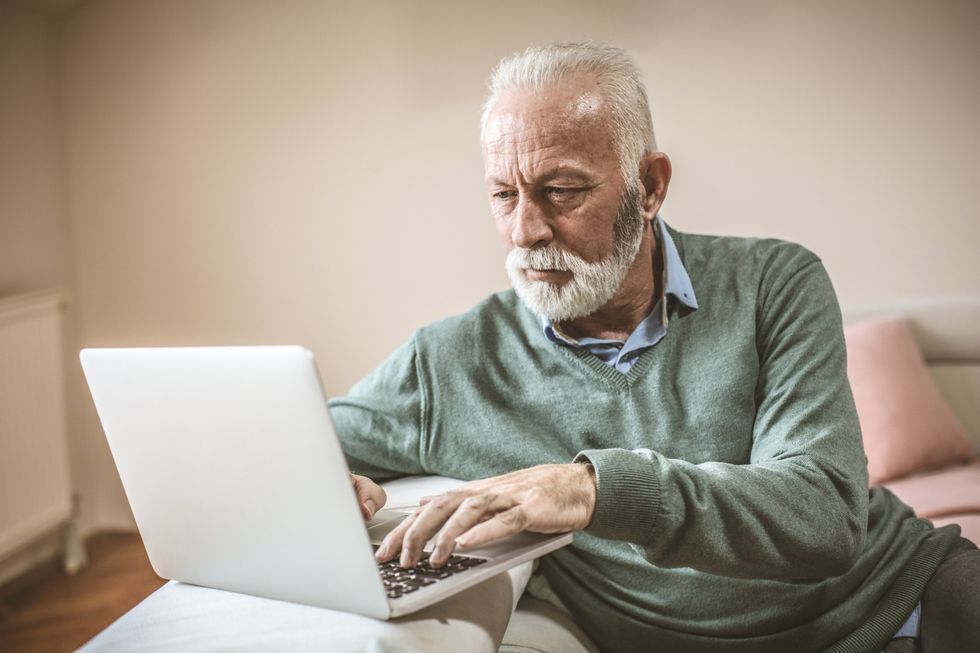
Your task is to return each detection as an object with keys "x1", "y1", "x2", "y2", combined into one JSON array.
[{"x1": 330, "y1": 226, "x2": 959, "y2": 653}]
